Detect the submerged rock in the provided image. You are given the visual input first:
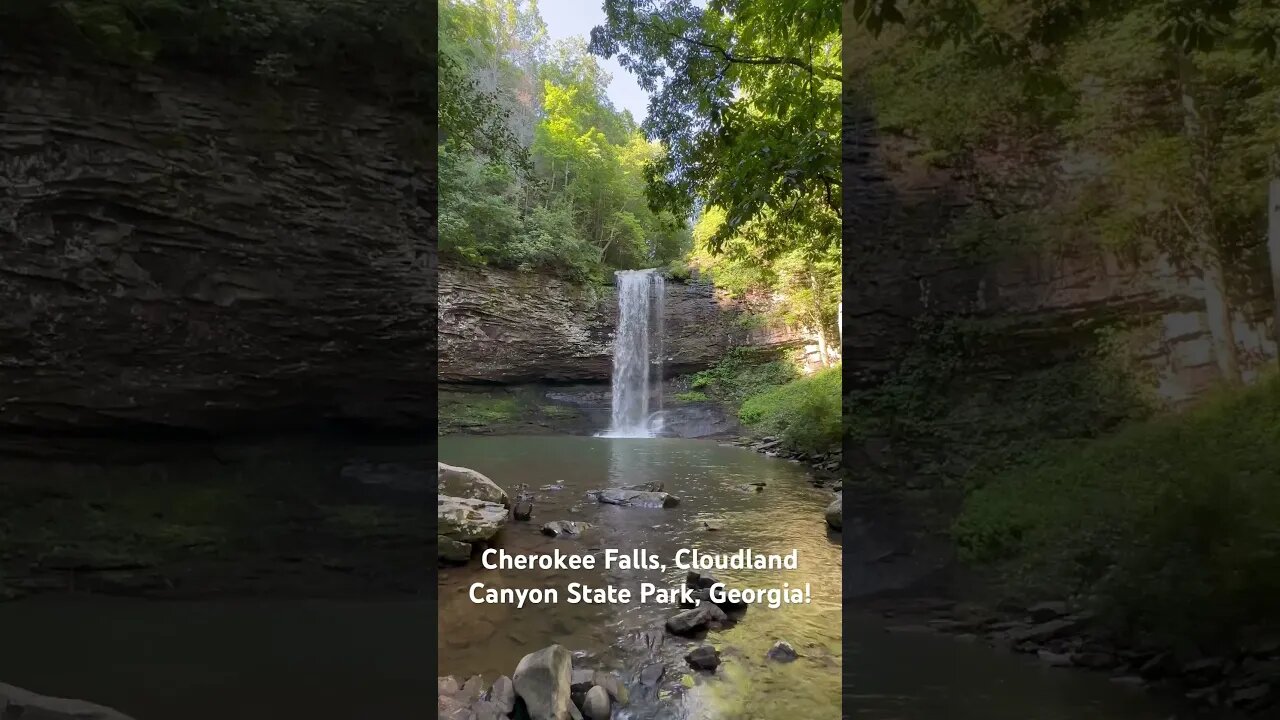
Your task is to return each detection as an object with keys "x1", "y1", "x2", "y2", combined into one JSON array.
[
  {"x1": 624, "y1": 481, "x2": 664, "y2": 492},
  {"x1": 666, "y1": 602, "x2": 728, "y2": 636},
  {"x1": 513, "y1": 644, "x2": 574, "y2": 720},
  {"x1": 0, "y1": 682, "x2": 136, "y2": 720},
  {"x1": 825, "y1": 494, "x2": 842, "y2": 530},
  {"x1": 439, "y1": 496, "x2": 508, "y2": 543},
  {"x1": 438, "y1": 462, "x2": 510, "y2": 507},
  {"x1": 591, "y1": 489, "x2": 678, "y2": 508},
  {"x1": 542, "y1": 521, "x2": 591, "y2": 537},
  {"x1": 686, "y1": 645, "x2": 721, "y2": 672},
  {"x1": 438, "y1": 536, "x2": 473, "y2": 564},
  {"x1": 639, "y1": 663, "x2": 665, "y2": 687},
  {"x1": 513, "y1": 483, "x2": 535, "y2": 521}
]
